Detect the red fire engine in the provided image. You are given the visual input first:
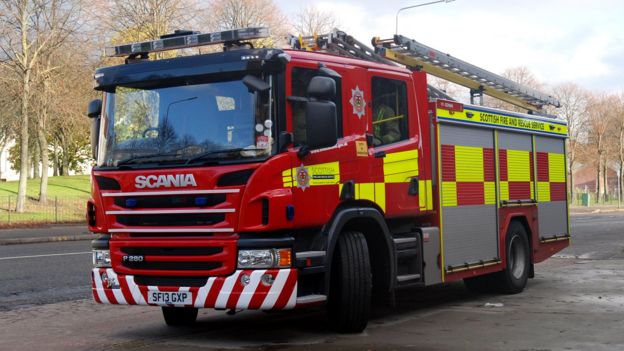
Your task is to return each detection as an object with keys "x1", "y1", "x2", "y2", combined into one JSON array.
[{"x1": 86, "y1": 28, "x2": 569, "y2": 332}]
